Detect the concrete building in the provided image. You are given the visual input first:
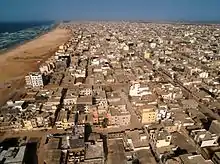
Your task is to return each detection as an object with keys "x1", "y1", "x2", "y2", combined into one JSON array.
[
  {"x1": 162, "y1": 120, "x2": 179, "y2": 133},
  {"x1": 55, "y1": 110, "x2": 75, "y2": 130},
  {"x1": 109, "y1": 105, "x2": 131, "y2": 126},
  {"x1": 191, "y1": 129, "x2": 219, "y2": 148},
  {"x1": 124, "y1": 130, "x2": 150, "y2": 151},
  {"x1": 22, "y1": 120, "x2": 33, "y2": 130},
  {"x1": 212, "y1": 152, "x2": 220, "y2": 164},
  {"x1": 25, "y1": 72, "x2": 44, "y2": 88},
  {"x1": 129, "y1": 83, "x2": 152, "y2": 97},
  {"x1": 150, "y1": 130, "x2": 172, "y2": 148},
  {"x1": 141, "y1": 105, "x2": 157, "y2": 124},
  {"x1": 209, "y1": 120, "x2": 220, "y2": 135},
  {"x1": 0, "y1": 146, "x2": 26, "y2": 164},
  {"x1": 180, "y1": 154, "x2": 213, "y2": 164},
  {"x1": 63, "y1": 88, "x2": 79, "y2": 109},
  {"x1": 84, "y1": 141, "x2": 104, "y2": 163}
]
